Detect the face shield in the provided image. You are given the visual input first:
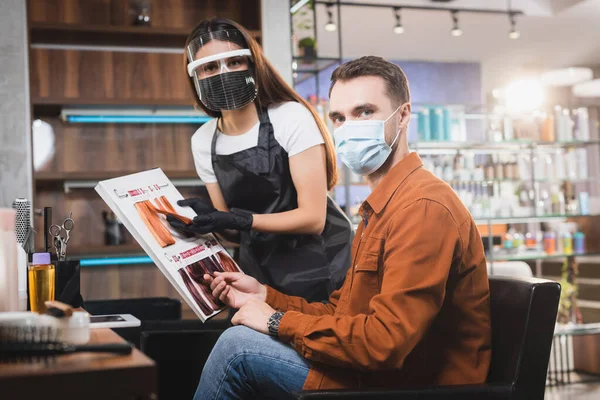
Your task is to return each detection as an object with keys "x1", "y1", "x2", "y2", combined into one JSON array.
[{"x1": 186, "y1": 30, "x2": 258, "y2": 112}]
